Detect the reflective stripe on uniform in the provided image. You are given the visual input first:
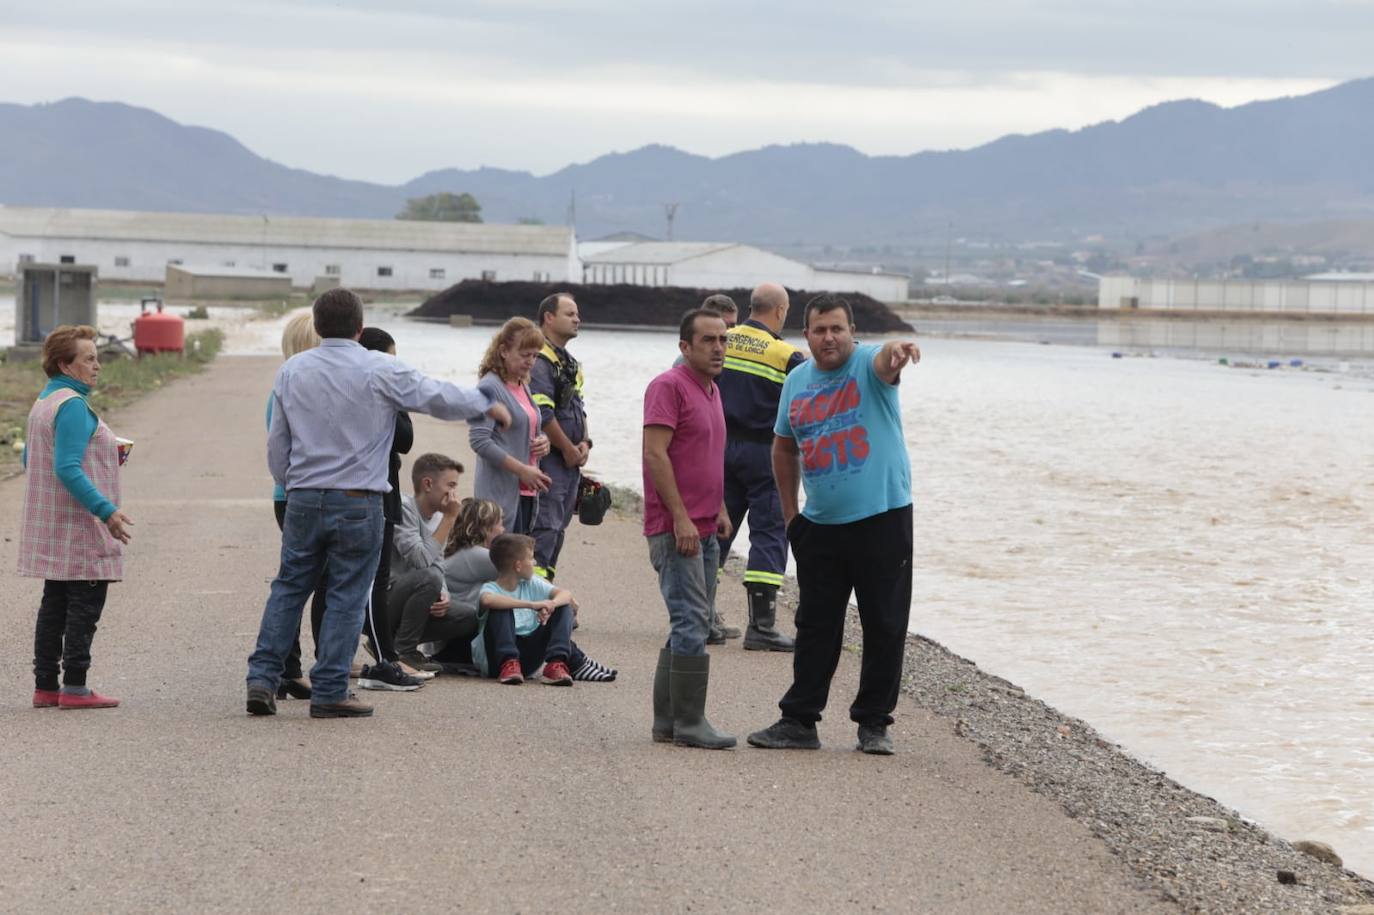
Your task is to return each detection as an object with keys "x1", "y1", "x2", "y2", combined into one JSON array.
[
  {"x1": 535, "y1": 565, "x2": 555, "y2": 580},
  {"x1": 531, "y1": 393, "x2": 556, "y2": 408},
  {"x1": 723, "y1": 355, "x2": 787, "y2": 384},
  {"x1": 743, "y1": 569, "x2": 785, "y2": 586}
]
